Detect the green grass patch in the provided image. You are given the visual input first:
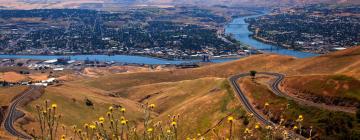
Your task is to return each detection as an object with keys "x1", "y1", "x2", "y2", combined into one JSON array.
[
  {"x1": 331, "y1": 75, "x2": 355, "y2": 82},
  {"x1": 220, "y1": 81, "x2": 235, "y2": 112}
]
